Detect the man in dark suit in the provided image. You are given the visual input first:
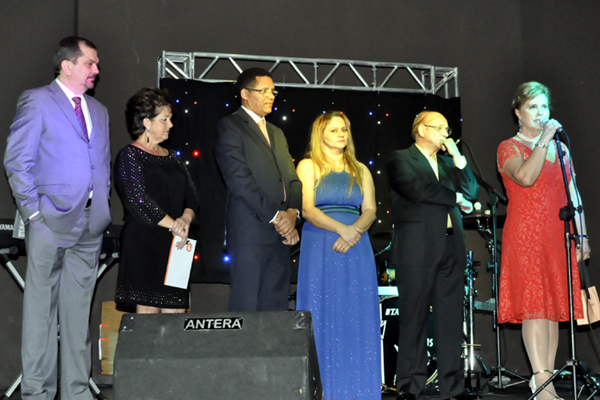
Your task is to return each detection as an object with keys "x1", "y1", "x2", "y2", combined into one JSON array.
[
  {"x1": 4, "y1": 36, "x2": 111, "y2": 400},
  {"x1": 386, "y1": 111, "x2": 479, "y2": 400},
  {"x1": 215, "y1": 68, "x2": 301, "y2": 312}
]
